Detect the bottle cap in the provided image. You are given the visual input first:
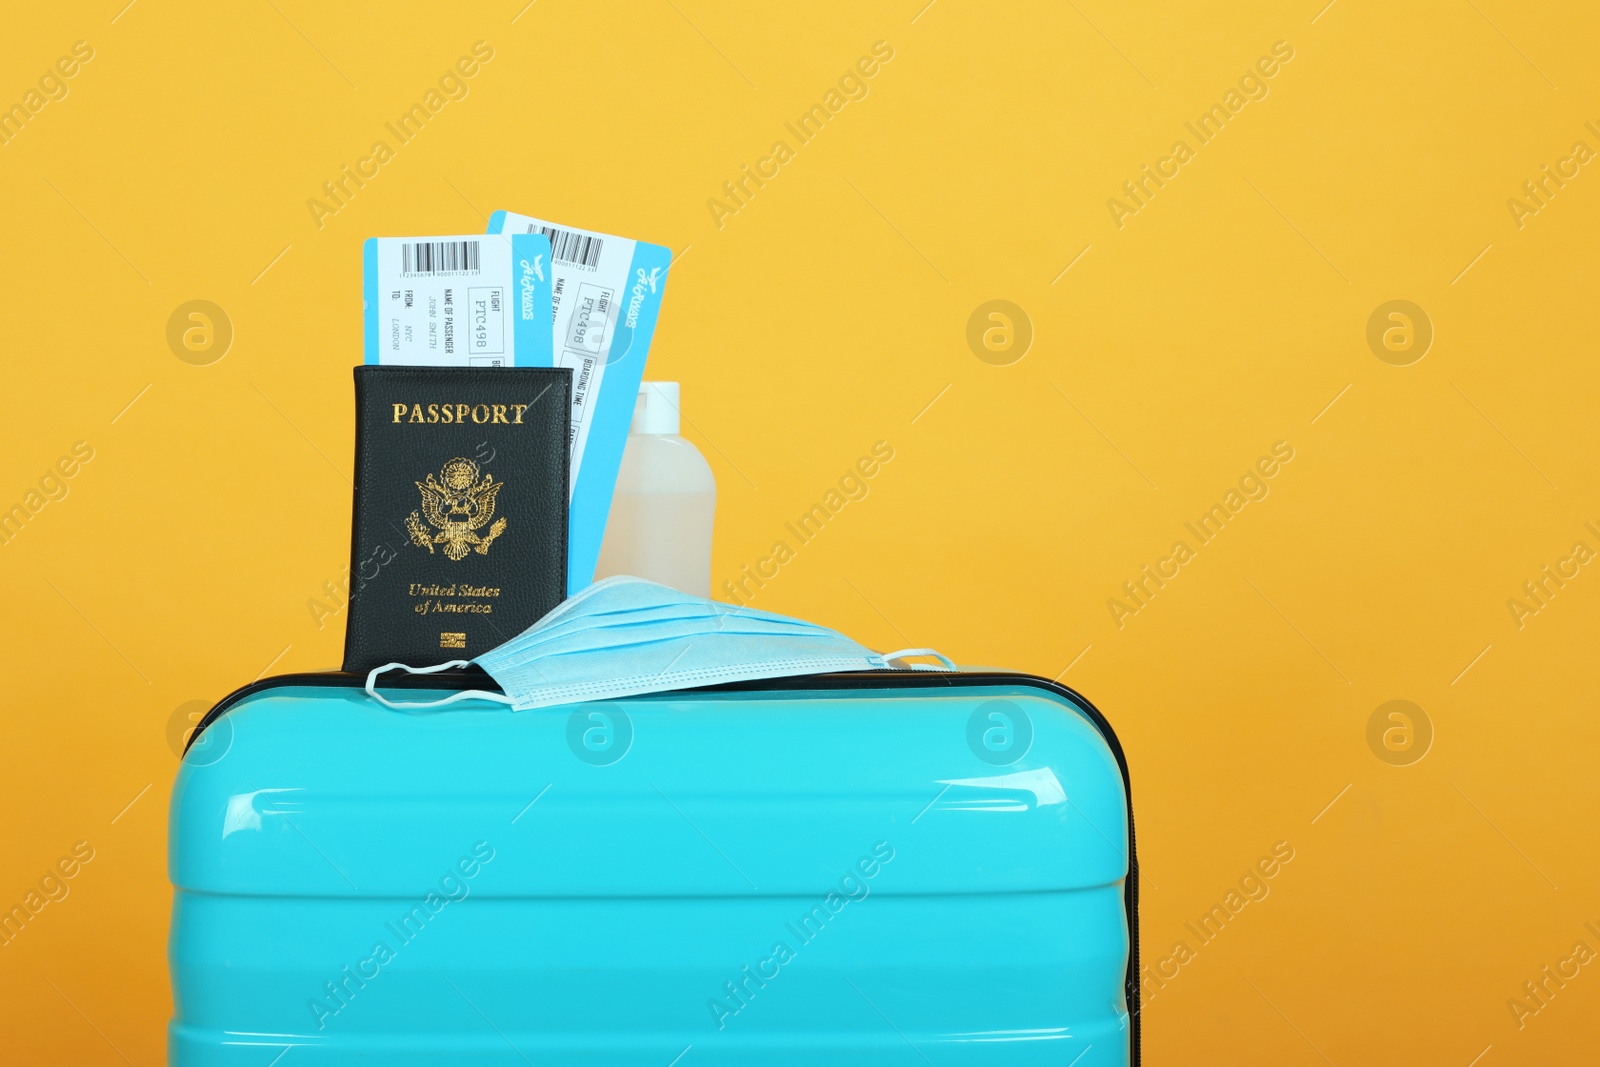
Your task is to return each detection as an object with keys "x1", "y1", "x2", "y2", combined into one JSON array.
[{"x1": 632, "y1": 381, "x2": 680, "y2": 435}]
